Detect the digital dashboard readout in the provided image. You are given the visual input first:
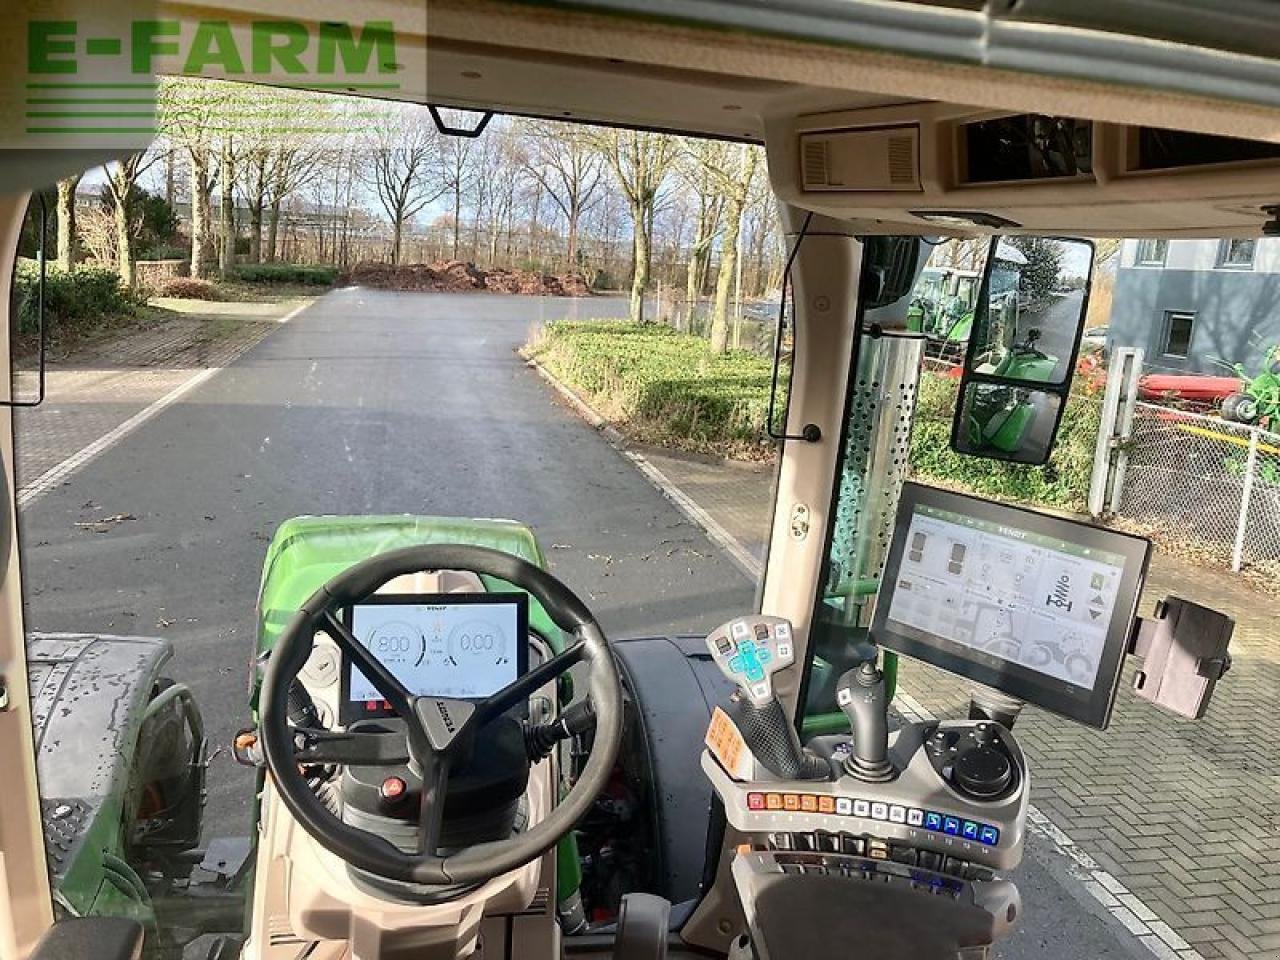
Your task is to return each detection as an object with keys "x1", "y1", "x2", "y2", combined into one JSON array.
[{"x1": 347, "y1": 599, "x2": 520, "y2": 702}]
